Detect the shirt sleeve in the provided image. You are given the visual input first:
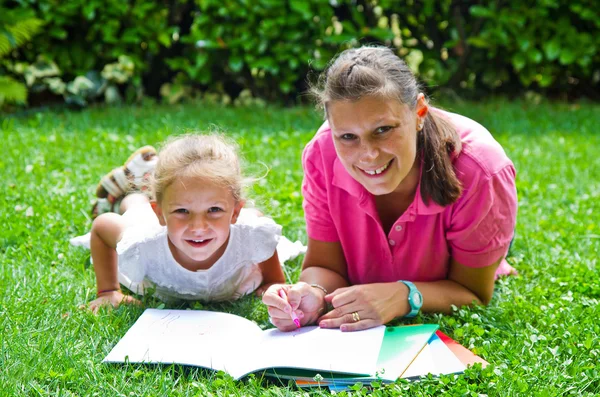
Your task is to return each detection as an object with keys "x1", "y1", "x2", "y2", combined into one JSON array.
[
  {"x1": 301, "y1": 142, "x2": 340, "y2": 242},
  {"x1": 116, "y1": 225, "x2": 152, "y2": 283},
  {"x1": 447, "y1": 164, "x2": 517, "y2": 268}
]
